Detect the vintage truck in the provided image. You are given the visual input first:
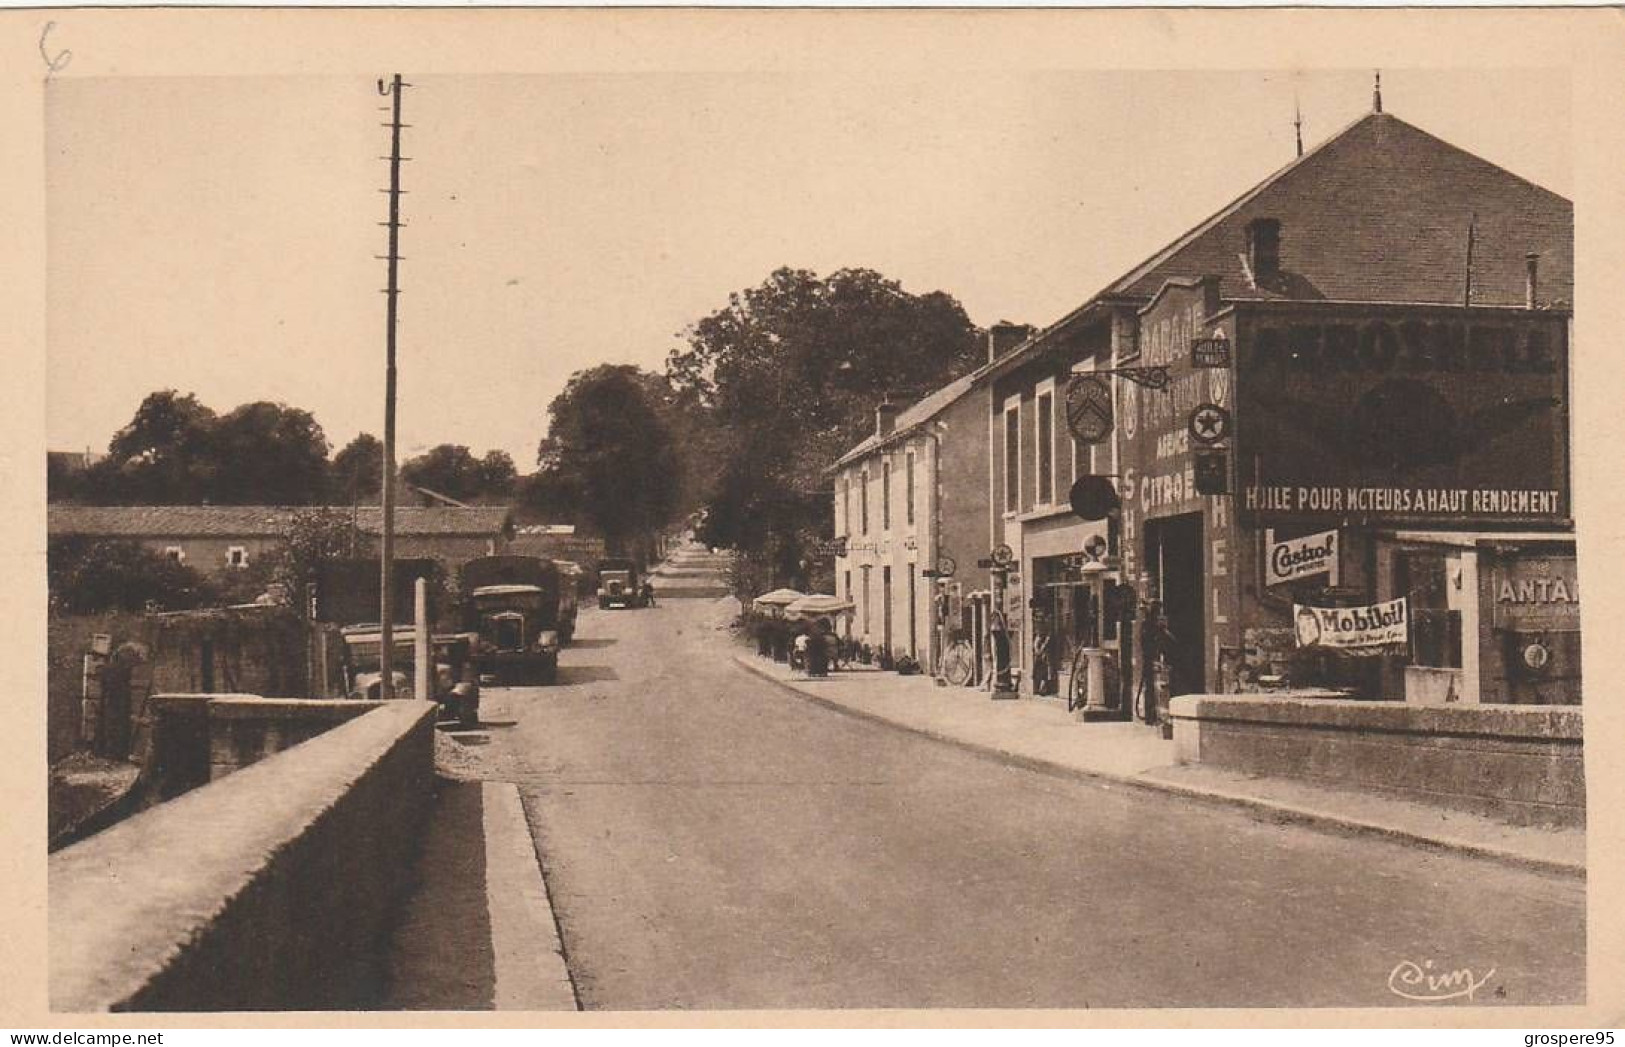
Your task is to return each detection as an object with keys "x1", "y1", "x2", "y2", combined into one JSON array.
[
  {"x1": 338, "y1": 625, "x2": 481, "y2": 726},
  {"x1": 459, "y1": 555, "x2": 570, "y2": 684}
]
